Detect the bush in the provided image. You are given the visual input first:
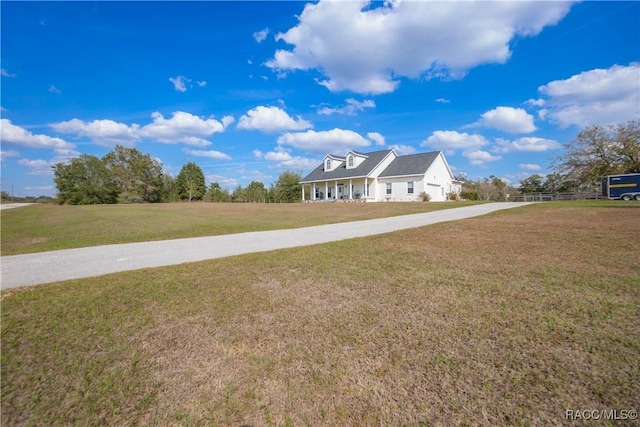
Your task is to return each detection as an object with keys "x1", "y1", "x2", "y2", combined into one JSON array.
[
  {"x1": 460, "y1": 191, "x2": 479, "y2": 201},
  {"x1": 447, "y1": 192, "x2": 458, "y2": 201},
  {"x1": 419, "y1": 191, "x2": 431, "y2": 202}
]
